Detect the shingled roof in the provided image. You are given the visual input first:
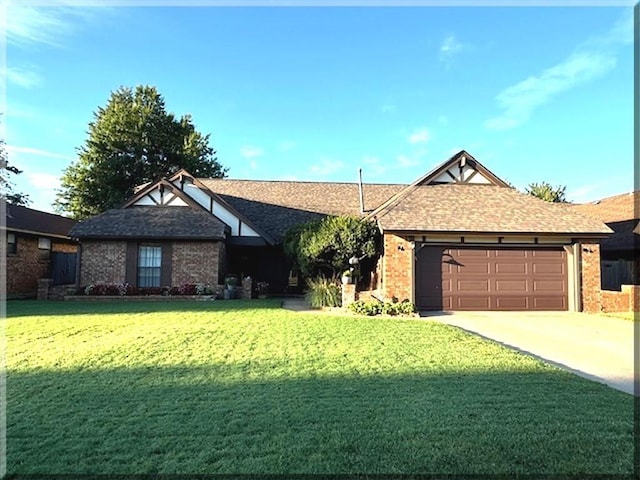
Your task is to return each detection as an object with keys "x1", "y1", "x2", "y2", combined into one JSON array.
[
  {"x1": 6, "y1": 204, "x2": 77, "y2": 238},
  {"x1": 570, "y1": 191, "x2": 638, "y2": 223},
  {"x1": 70, "y1": 206, "x2": 228, "y2": 240},
  {"x1": 569, "y1": 192, "x2": 639, "y2": 252},
  {"x1": 372, "y1": 184, "x2": 612, "y2": 235},
  {"x1": 198, "y1": 179, "x2": 405, "y2": 242}
]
